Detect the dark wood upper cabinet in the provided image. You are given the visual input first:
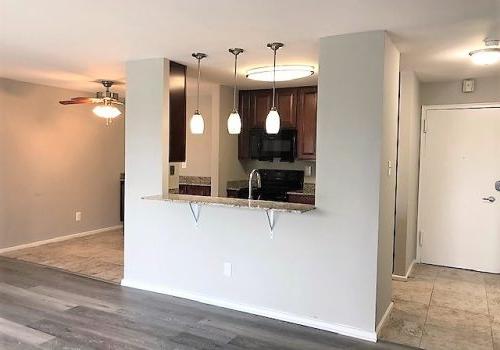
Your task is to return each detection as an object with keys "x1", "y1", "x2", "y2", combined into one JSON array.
[
  {"x1": 238, "y1": 86, "x2": 317, "y2": 160},
  {"x1": 238, "y1": 91, "x2": 252, "y2": 159},
  {"x1": 297, "y1": 86, "x2": 317, "y2": 160},
  {"x1": 169, "y1": 61, "x2": 187, "y2": 162},
  {"x1": 276, "y1": 88, "x2": 298, "y2": 128},
  {"x1": 253, "y1": 90, "x2": 272, "y2": 129}
]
